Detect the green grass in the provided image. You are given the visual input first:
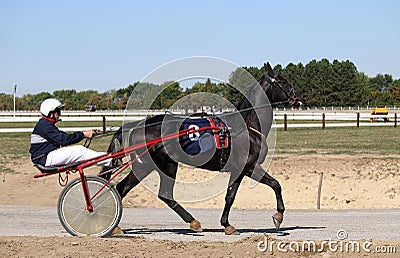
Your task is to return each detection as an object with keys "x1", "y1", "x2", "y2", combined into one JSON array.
[
  {"x1": 0, "y1": 133, "x2": 31, "y2": 173},
  {"x1": 0, "y1": 133, "x2": 31, "y2": 157},
  {"x1": 0, "y1": 126, "x2": 398, "y2": 164},
  {"x1": 275, "y1": 126, "x2": 400, "y2": 155}
]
